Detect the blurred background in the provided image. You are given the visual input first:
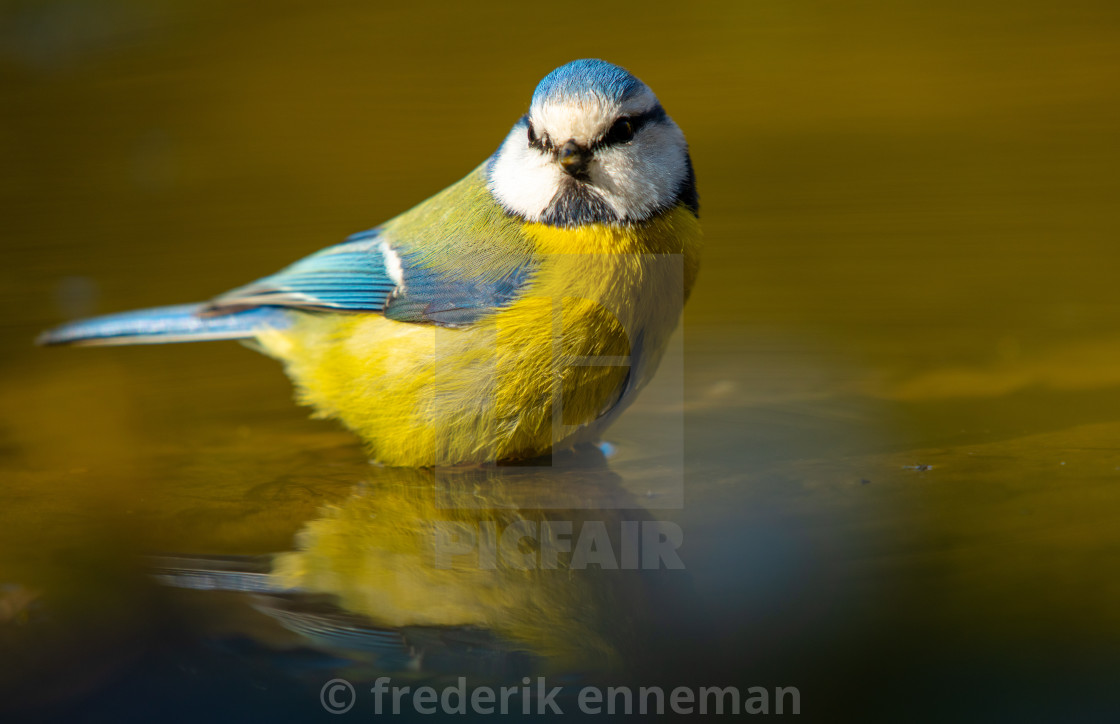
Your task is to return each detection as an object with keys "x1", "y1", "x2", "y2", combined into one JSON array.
[{"x1": 2, "y1": 0, "x2": 1120, "y2": 721}]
